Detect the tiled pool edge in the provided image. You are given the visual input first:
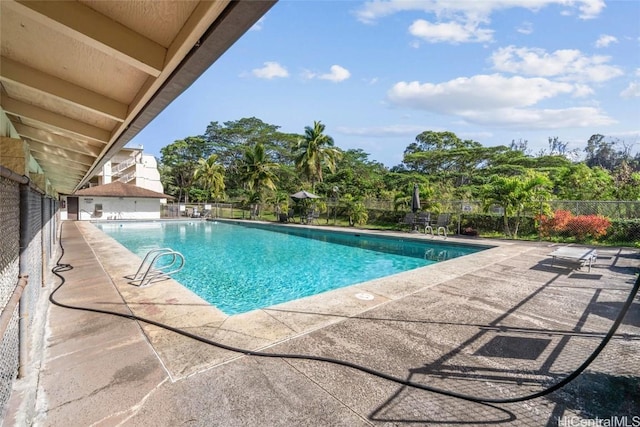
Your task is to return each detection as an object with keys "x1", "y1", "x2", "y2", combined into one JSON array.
[{"x1": 77, "y1": 220, "x2": 536, "y2": 379}]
